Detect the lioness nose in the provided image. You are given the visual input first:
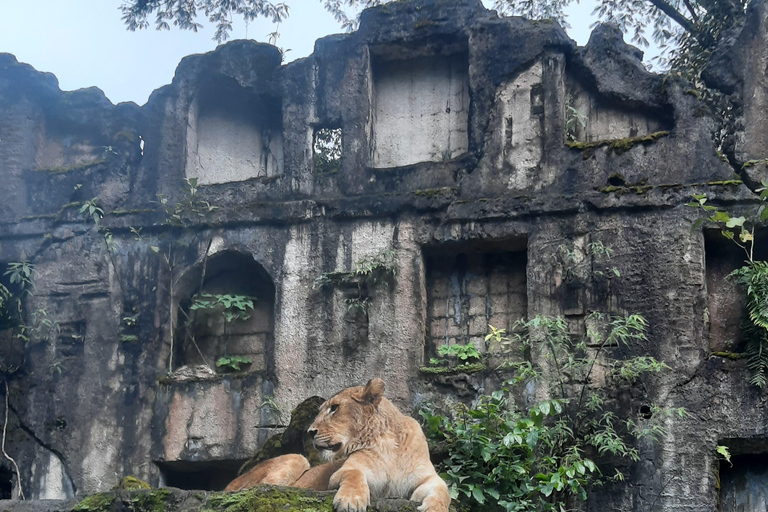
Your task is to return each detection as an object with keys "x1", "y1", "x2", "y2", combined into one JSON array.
[{"x1": 307, "y1": 428, "x2": 317, "y2": 438}]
